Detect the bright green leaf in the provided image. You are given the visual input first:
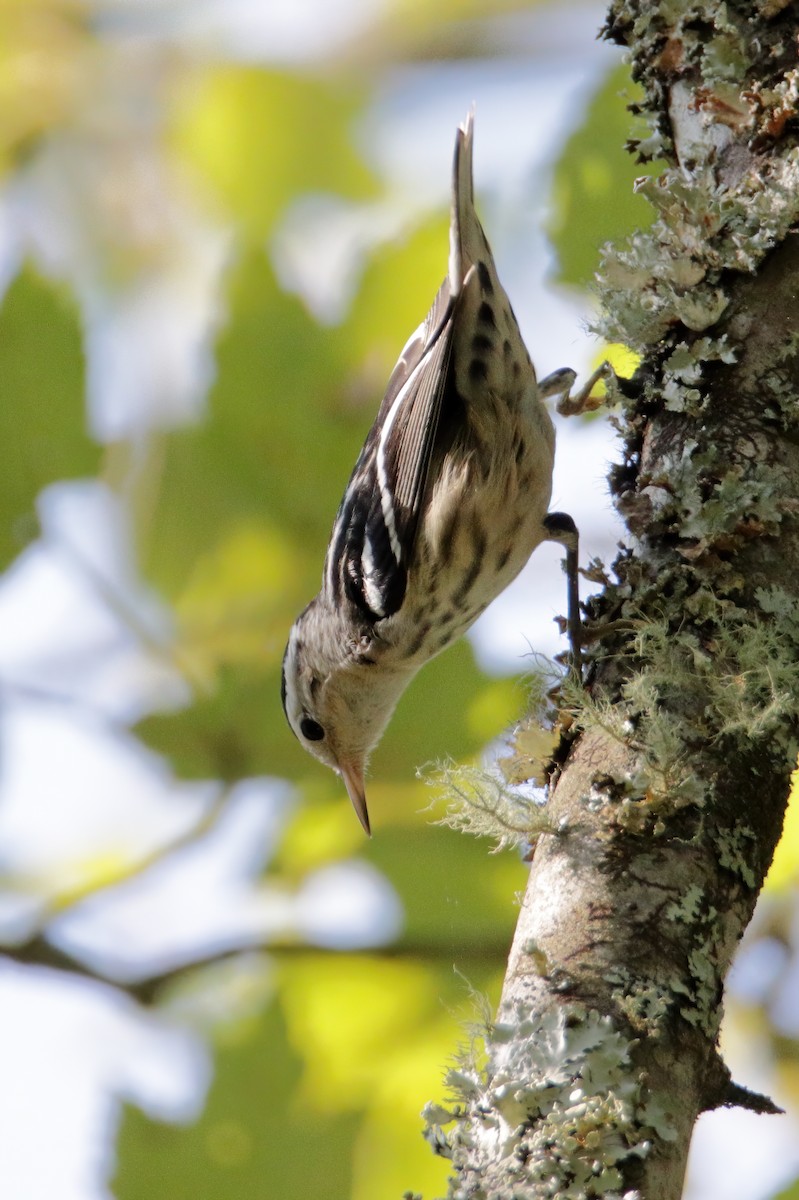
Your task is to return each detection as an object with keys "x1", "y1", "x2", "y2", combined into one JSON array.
[
  {"x1": 366, "y1": 823, "x2": 527, "y2": 950},
  {"x1": 549, "y1": 64, "x2": 661, "y2": 289},
  {"x1": 0, "y1": 267, "x2": 97, "y2": 569},
  {"x1": 116, "y1": 996, "x2": 358, "y2": 1200},
  {"x1": 171, "y1": 67, "x2": 377, "y2": 241},
  {"x1": 765, "y1": 764, "x2": 799, "y2": 892}
]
